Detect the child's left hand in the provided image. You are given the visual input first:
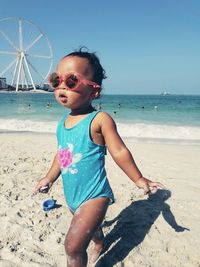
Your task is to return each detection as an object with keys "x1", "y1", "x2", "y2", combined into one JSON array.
[{"x1": 135, "y1": 177, "x2": 164, "y2": 194}]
